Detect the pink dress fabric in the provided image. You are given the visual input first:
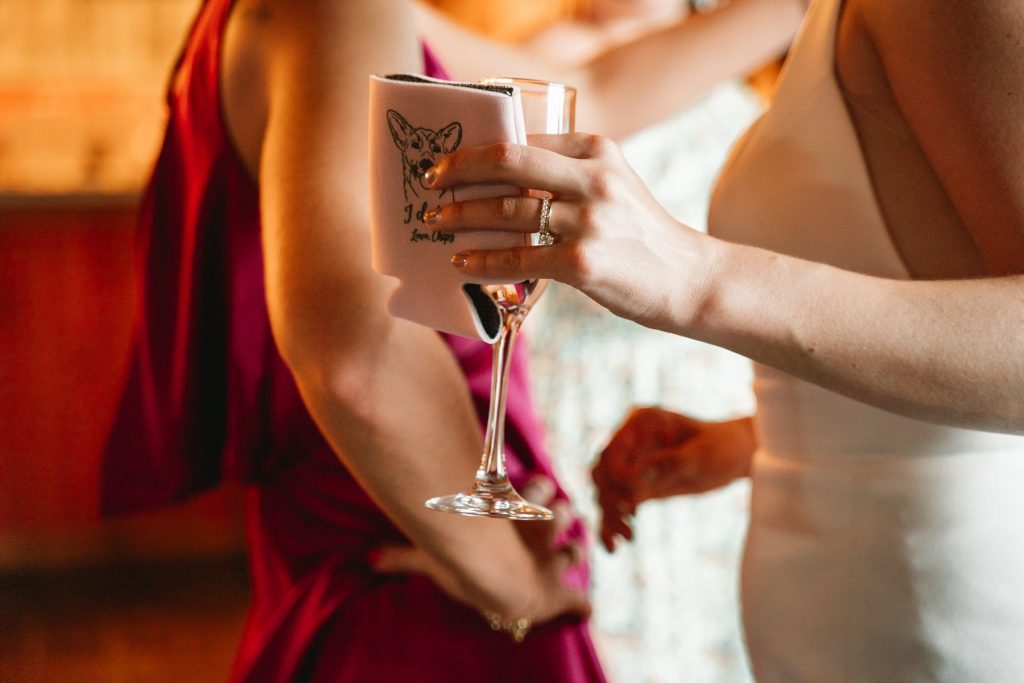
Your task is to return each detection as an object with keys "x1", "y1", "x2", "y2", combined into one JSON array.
[{"x1": 101, "y1": 1, "x2": 605, "y2": 681}]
